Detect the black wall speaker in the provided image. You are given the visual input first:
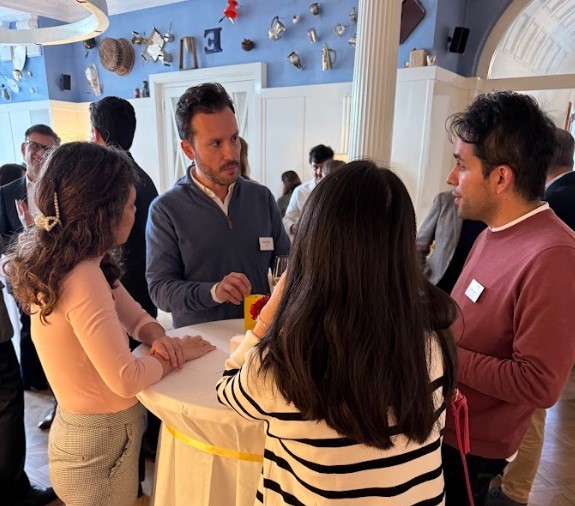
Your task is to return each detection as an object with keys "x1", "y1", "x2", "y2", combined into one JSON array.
[
  {"x1": 448, "y1": 27, "x2": 470, "y2": 54},
  {"x1": 61, "y1": 74, "x2": 71, "y2": 91}
]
